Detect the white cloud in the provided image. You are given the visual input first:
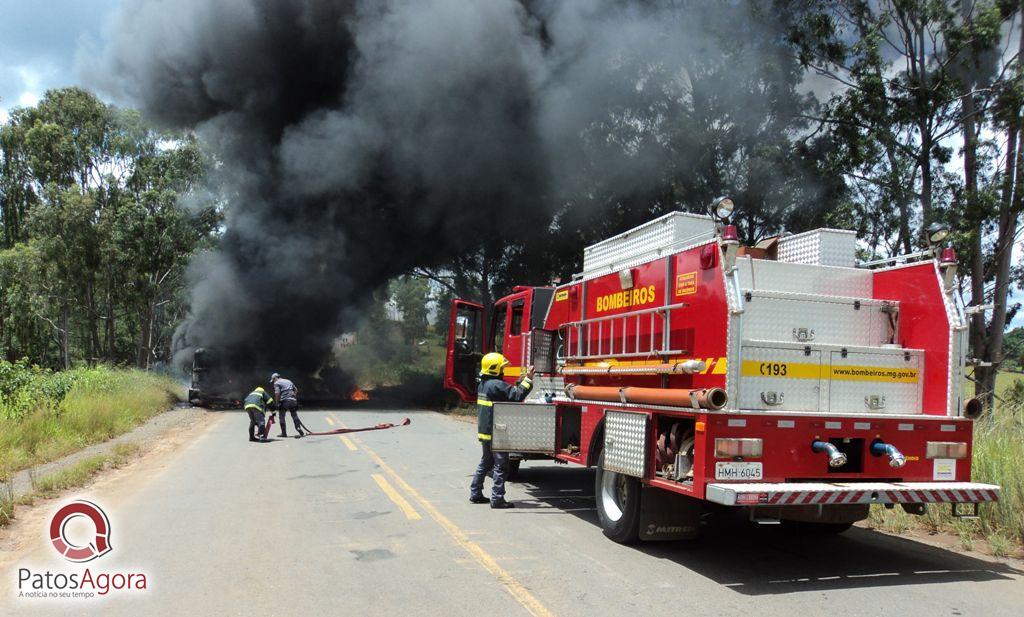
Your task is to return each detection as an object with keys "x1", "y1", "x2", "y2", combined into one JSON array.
[{"x1": 17, "y1": 90, "x2": 39, "y2": 107}]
